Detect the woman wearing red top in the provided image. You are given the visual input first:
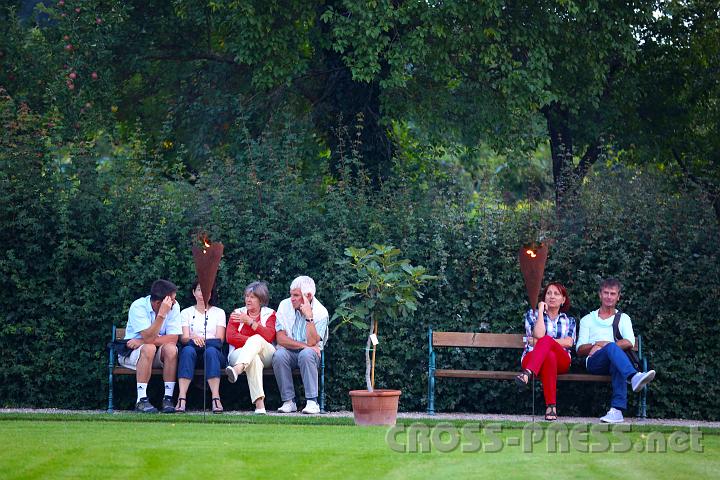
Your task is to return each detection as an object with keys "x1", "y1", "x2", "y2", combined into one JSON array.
[{"x1": 226, "y1": 281, "x2": 276, "y2": 414}]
